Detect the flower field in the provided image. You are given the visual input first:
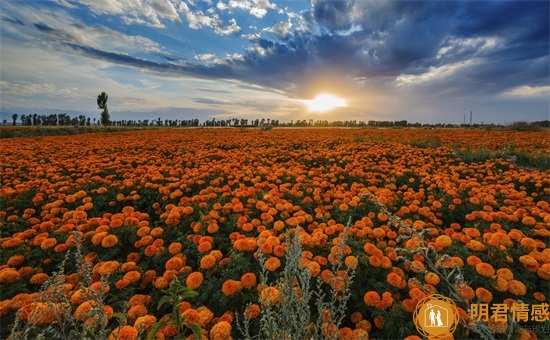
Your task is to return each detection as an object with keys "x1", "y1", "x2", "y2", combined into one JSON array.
[{"x1": 0, "y1": 128, "x2": 549, "y2": 339}]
